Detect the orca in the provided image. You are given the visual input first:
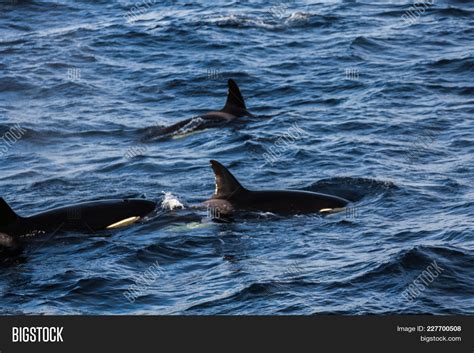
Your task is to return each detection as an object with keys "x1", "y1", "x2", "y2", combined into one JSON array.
[
  {"x1": 0, "y1": 197, "x2": 157, "y2": 238},
  {"x1": 203, "y1": 160, "x2": 349, "y2": 216},
  {"x1": 142, "y1": 79, "x2": 253, "y2": 140}
]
